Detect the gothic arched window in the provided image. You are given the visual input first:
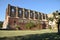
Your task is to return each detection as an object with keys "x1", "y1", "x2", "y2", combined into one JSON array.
[
  {"x1": 30, "y1": 12, "x2": 33, "y2": 19},
  {"x1": 25, "y1": 11, "x2": 28, "y2": 18},
  {"x1": 10, "y1": 8, "x2": 15, "y2": 17},
  {"x1": 19, "y1": 10, "x2": 21, "y2": 14},
  {"x1": 12, "y1": 9, "x2": 14, "y2": 12},
  {"x1": 35, "y1": 12, "x2": 38, "y2": 19},
  {"x1": 11, "y1": 8, "x2": 15, "y2": 15},
  {"x1": 43, "y1": 14, "x2": 45, "y2": 19},
  {"x1": 39, "y1": 13, "x2": 42, "y2": 20},
  {"x1": 25, "y1": 11, "x2": 27, "y2": 15},
  {"x1": 18, "y1": 10, "x2": 22, "y2": 18},
  {"x1": 30, "y1": 13, "x2": 32, "y2": 17}
]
